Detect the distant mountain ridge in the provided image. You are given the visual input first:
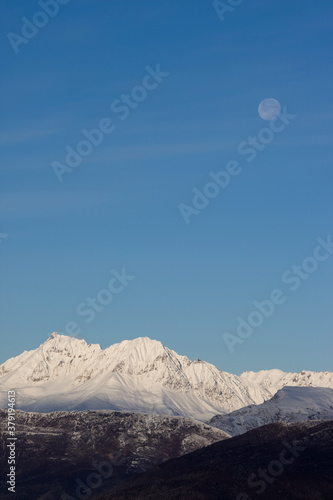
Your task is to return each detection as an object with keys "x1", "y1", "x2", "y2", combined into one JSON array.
[
  {"x1": 0, "y1": 333, "x2": 332, "y2": 421},
  {"x1": 240, "y1": 368, "x2": 333, "y2": 392}
]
